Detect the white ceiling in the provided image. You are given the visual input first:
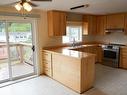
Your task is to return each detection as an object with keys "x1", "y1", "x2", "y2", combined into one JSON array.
[{"x1": 1, "y1": 0, "x2": 127, "y2": 14}]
